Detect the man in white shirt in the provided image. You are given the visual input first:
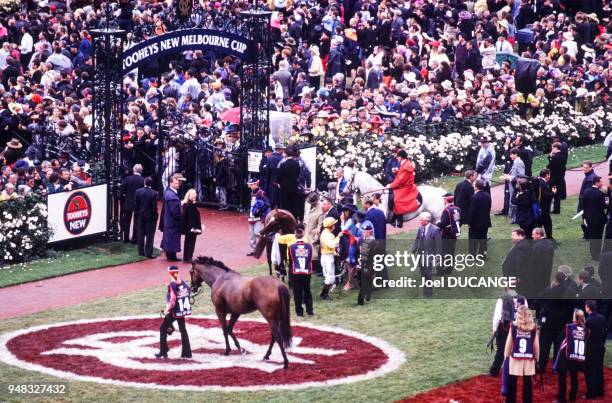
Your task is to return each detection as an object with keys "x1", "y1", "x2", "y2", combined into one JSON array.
[
  {"x1": 561, "y1": 31, "x2": 578, "y2": 58},
  {"x1": 495, "y1": 34, "x2": 514, "y2": 54},
  {"x1": 19, "y1": 26, "x2": 33, "y2": 68},
  {"x1": 178, "y1": 68, "x2": 200, "y2": 105},
  {"x1": 0, "y1": 42, "x2": 10, "y2": 70}
]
